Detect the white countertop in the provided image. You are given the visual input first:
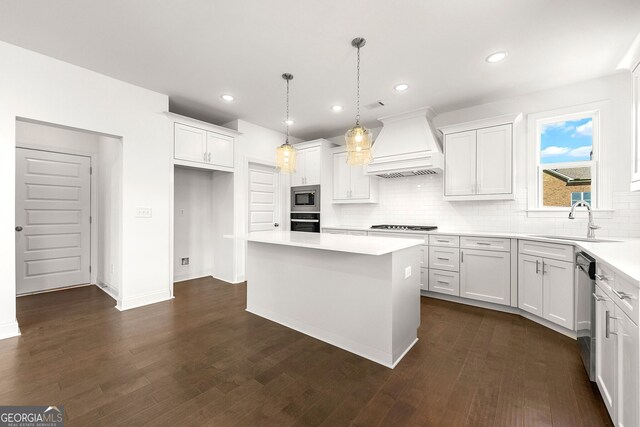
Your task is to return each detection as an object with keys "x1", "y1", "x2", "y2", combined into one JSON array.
[
  {"x1": 323, "y1": 224, "x2": 640, "y2": 284},
  {"x1": 245, "y1": 230, "x2": 423, "y2": 256}
]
